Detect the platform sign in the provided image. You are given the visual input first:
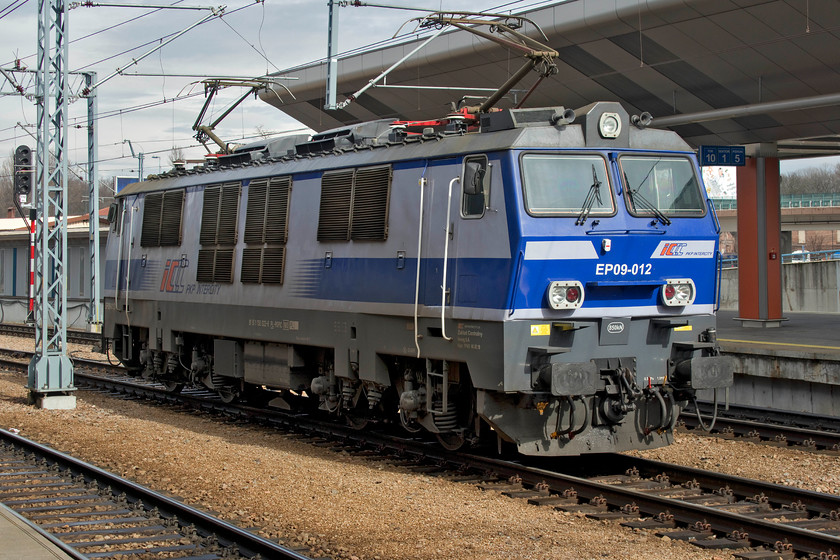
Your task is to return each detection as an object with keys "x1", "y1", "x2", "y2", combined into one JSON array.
[
  {"x1": 114, "y1": 176, "x2": 138, "y2": 193},
  {"x1": 700, "y1": 145, "x2": 746, "y2": 167}
]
